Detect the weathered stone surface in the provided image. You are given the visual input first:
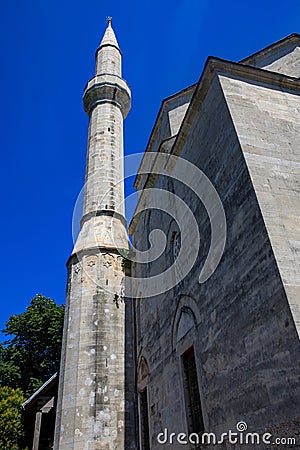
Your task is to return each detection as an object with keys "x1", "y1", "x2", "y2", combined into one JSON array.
[{"x1": 219, "y1": 73, "x2": 300, "y2": 334}]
